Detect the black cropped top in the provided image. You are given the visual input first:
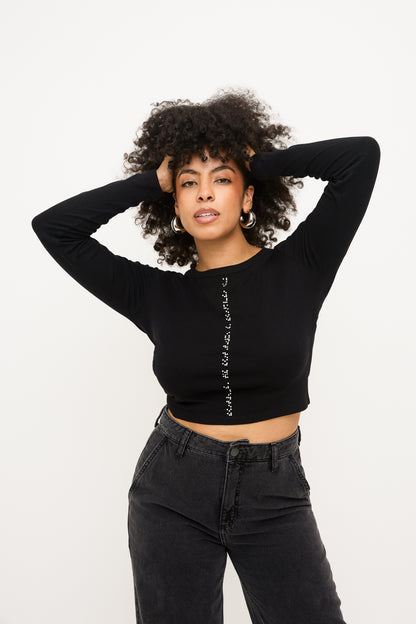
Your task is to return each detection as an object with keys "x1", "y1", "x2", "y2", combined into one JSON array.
[{"x1": 31, "y1": 136, "x2": 381, "y2": 424}]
